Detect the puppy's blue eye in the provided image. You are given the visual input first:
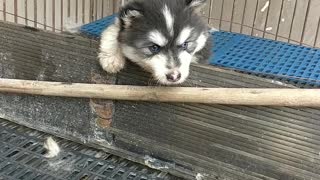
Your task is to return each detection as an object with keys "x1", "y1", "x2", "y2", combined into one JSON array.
[
  {"x1": 181, "y1": 42, "x2": 189, "y2": 50},
  {"x1": 149, "y1": 44, "x2": 161, "y2": 54}
]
